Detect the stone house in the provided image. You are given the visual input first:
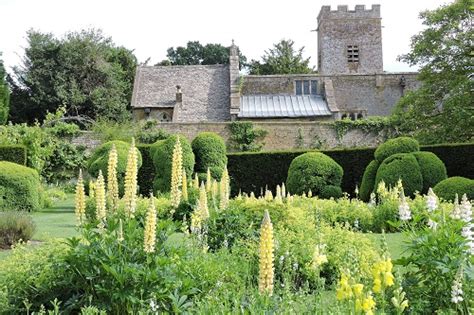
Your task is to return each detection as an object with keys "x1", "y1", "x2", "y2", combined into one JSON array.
[{"x1": 131, "y1": 4, "x2": 419, "y2": 123}]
